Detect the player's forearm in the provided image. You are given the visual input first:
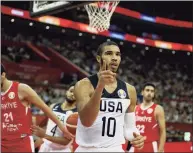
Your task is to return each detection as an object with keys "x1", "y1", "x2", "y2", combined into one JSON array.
[
  {"x1": 41, "y1": 107, "x2": 64, "y2": 131},
  {"x1": 44, "y1": 134, "x2": 71, "y2": 146},
  {"x1": 31, "y1": 97, "x2": 64, "y2": 131},
  {"x1": 158, "y1": 130, "x2": 166, "y2": 152},
  {"x1": 79, "y1": 84, "x2": 104, "y2": 127},
  {"x1": 124, "y1": 112, "x2": 140, "y2": 141}
]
